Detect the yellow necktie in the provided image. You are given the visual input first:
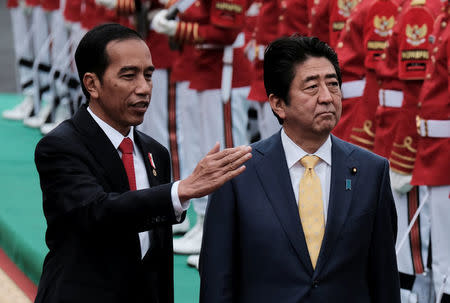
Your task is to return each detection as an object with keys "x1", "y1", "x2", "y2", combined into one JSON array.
[{"x1": 299, "y1": 155, "x2": 325, "y2": 269}]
